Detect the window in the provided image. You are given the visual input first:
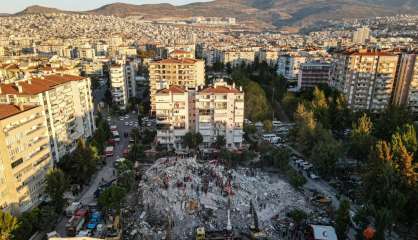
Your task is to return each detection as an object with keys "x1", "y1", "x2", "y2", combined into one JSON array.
[{"x1": 11, "y1": 158, "x2": 23, "y2": 169}]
